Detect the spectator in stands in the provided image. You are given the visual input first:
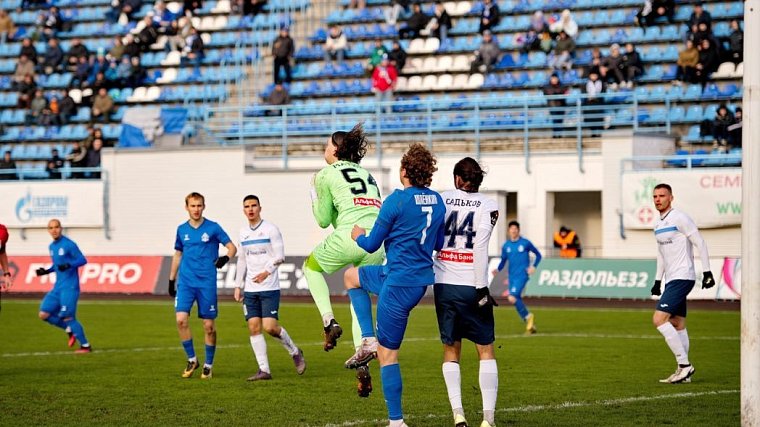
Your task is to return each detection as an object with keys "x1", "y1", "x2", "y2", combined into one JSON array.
[
  {"x1": 601, "y1": 43, "x2": 624, "y2": 90},
  {"x1": 123, "y1": 34, "x2": 141, "y2": 58},
  {"x1": 20, "y1": 38, "x2": 38, "y2": 64},
  {"x1": 550, "y1": 9, "x2": 578, "y2": 39},
  {"x1": 46, "y1": 149, "x2": 65, "y2": 179},
  {"x1": 426, "y1": 1, "x2": 452, "y2": 44},
  {"x1": 39, "y1": 38, "x2": 64, "y2": 75},
  {"x1": 726, "y1": 19, "x2": 743, "y2": 65},
  {"x1": 184, "y1": 0, "x2": 203, "y2": 16},
  {"x1": 348, "y1": 0, "x2": 366, "y2": 9},
  {"x1": 695, "y1": 38, "x2": 719, "y2": 87},
  {"x1": 90, "y1": 72, "x2": 109, "y2": 95},
  {"x1": 0, "y1": 151, "x2": 17, "y2": 180},
  {"x1": 636, "y1": 0, "x2": 674, "y2": 29},
  {"x1": 384, "y1": 0, "x2": 409, "y2": 26},
  {"x1": 26, "y1": 89, "x2": 47, "y2": 125},
  {"x1": 586, "y1": 46, "x2": 604, "y2": 77},
  {"x1": 399, "y1": 3, "x2": 429, "y2": 39},
  {"x1": 584, "y1": 70, "x2": 604, "y2": 136},
  {"x1": 265, "y1": 83, "x2": 290, "y2": 116},
  {"x1": 136, "y1": 15, "x2": 159, "y2": 51},
  {"x1": 519, "y1": 11, "x2": 548, "y2": 53},
  {"x1": 479, "y1": 0, "x2": 500, "y2": 34},
  {"x1": 115, "y1": 56, "x2": 133, "y2": 85},
  {"x1": 92, "y1": 88, "x2": 114, "y2": 124},
  {"x1": 387, "y1": 40, "x2": 407, "y2": 73},
  {"x1": 272, "y1": 27, "x2": 294, "y2": 84},
  {"x1": 621, "y1": 42, "x2": 644, "y2": 88},
  {"x1": 40, "y1": 6, "x2": 63, "y2": 41},
  {"x1": 90, "y1": 51, "x2": 110, "y2": 82},
  {"x1": 107, "y1": 0, "x2": 142, "y2": 23},
  {"x1": 16, "y1": 74, "x2": 36, "y2": 108},
  {"x1": 241, "y1": 0, "x2": 266, "y2": 17},
  {"x1": 46, "y1": 94, "x2": 60, "y2": 125},
  {"x1": 689, "y1": 22, "x2": 712, "y2": 47},
  {"x1": 368, "y1": 38, "x2": 388, "y2": 71},
  {"x1": 108, "y1": 36, "x2": 125, "y2": 60},
  {"x1": 371, "y1": 55, "x2": 397, "y2": 114},
  {"x1": 66, "y1": 141, "x2": 87, "y2": 178},
  {"x1": 324, "y1": 24, "x2": 348, "y2": 64},
  {"x1": 168, "y1": 16, "x2": 192, "y2": 52},
  {"x1": 674, "y1": 39, "x2": 698, "y2": 85},
  {"x1": 548, "y1": 30, "x2": 575, "y2": 71},
  {"x1": 72, "y1": 56, "x2": 91, "y2": 88},
  {"x1": 0, "y1": 9, "x2": 16, "y2": 44},
  {"x1": 13, "y1": 55, "x2": 35, "y2": 88},
  {"x1": 66, "y1": 38, "x2": 90, "y2": 70},
  {"x1": 470, "y1": 30, "x2": 500, "y2": 74},
  {"x1": 729, "y1": 107, "x2": 742, "y2": 149},
  {"x1": 59, "y1": 89, "x2": 77, "y2": 124},
  {"x1": 712, "y1": 104, "x2": 734, "y2": 151},
  {"x1": 182, "y1": 27, "x2": 204, "y2": 74},
  {"x1": 553, "y1": 226, "x2": 581, "y2": 258},
  {"x1": 543, "y1": 73, "x2": 568, "y2": 138},
  {"x1": 687, "y1": 2, "x2": 712, "y2": 33},
  {"x1": 126, "y1": 56, "x2": 146, "y2": 88},
  {"x1": 152, "y1": 0, "x2": 174, "y2": 34},
  {"x1": 86, "y1": 138, "x2": 103, "y2": 178}
]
